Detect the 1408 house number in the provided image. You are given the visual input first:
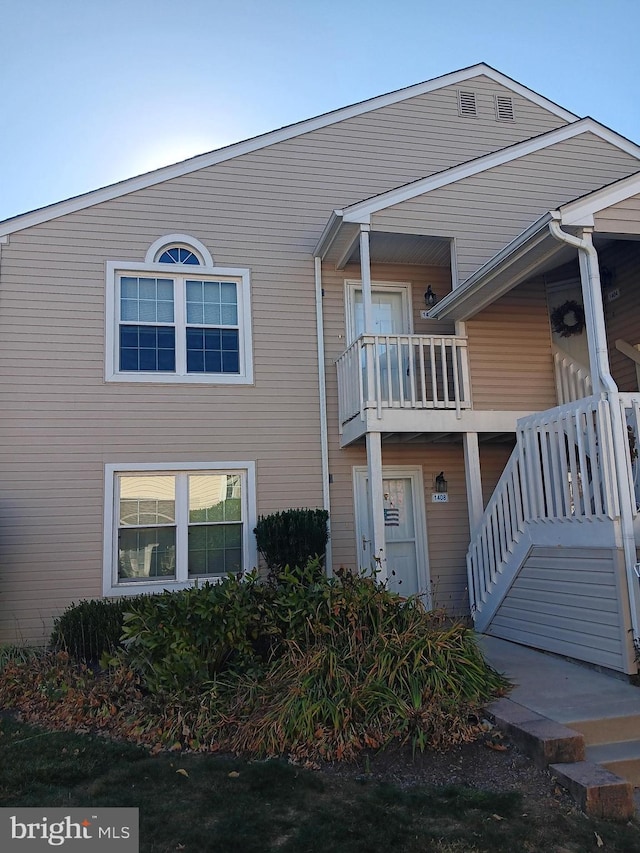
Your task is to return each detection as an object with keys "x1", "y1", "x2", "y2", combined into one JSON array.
[{"x1": 431, "y1": 493, "x2": 448, "y2": 502}]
